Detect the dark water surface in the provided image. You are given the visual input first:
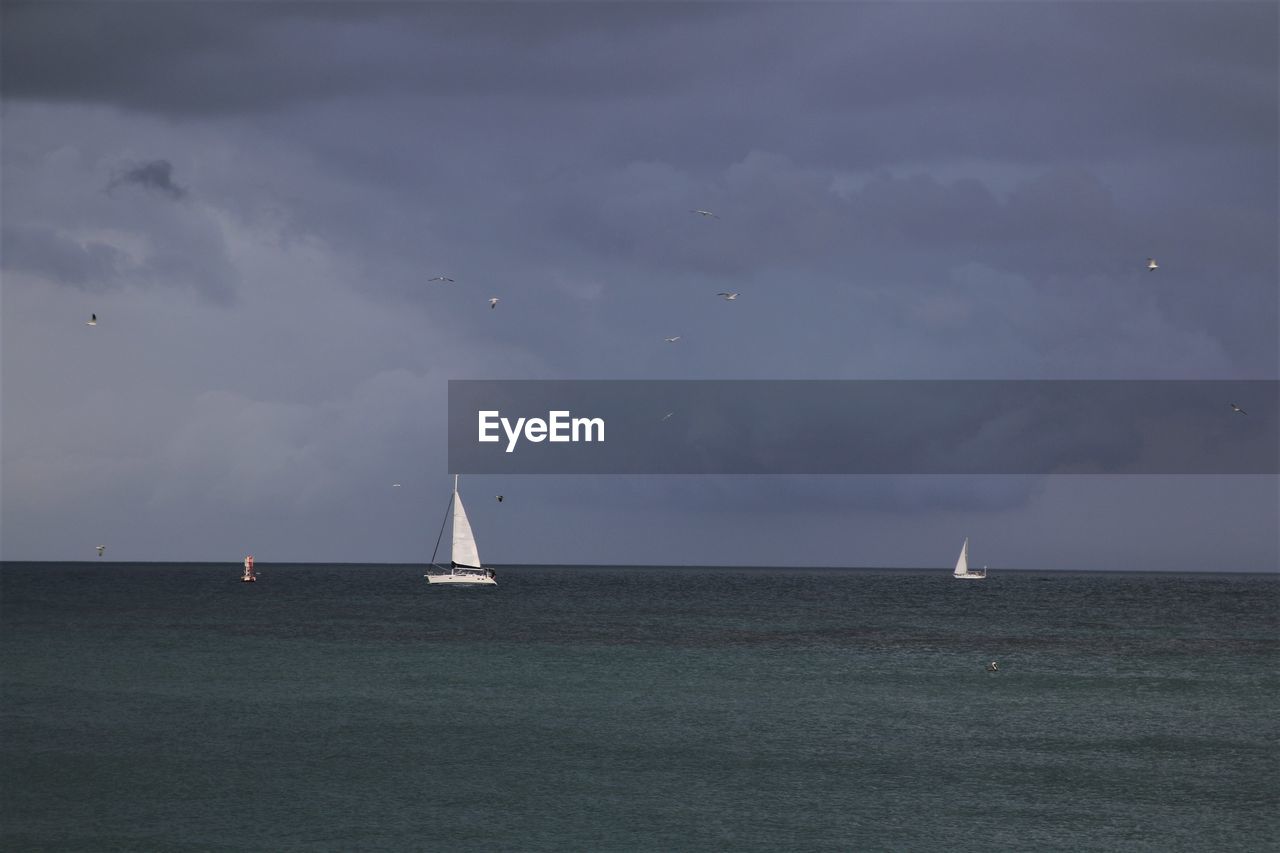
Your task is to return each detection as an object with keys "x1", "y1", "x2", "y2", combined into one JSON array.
[{"x1": 3, "y1": 563, "x2": 1276, "y2": 851}]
